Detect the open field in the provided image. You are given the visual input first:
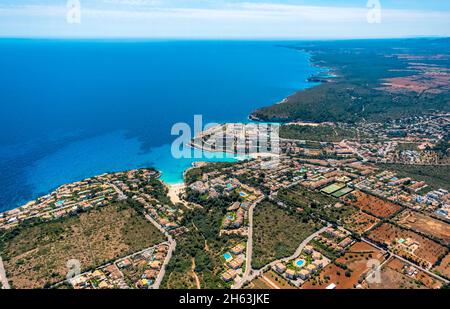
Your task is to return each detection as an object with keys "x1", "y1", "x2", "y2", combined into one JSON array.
[
  {"x1": 0, "y1": 202, "x2": 165, "y2": 289},
  {"x1": 394, "y1": 210, "x2": 450, "y2": 245},
  {"x1": 364, "y1": 257, "x2": 444, "y2": 289},
  {"x1": 343, "y1": 211, "x2": 380, "y2": 235},
  {"x1": 246, "y1": 270, "x2": 297, "y2": 290},
  {"x1": 252, "y1": 201, "x2": 319, "y2": 269},
  {"x1": 367, "y1": 223, "x2": 447, "y2": 268},
  {"x1": 433, "y1": 253, "x2": 450, "y2": 280},
  {"x1": 303, "y1": 242, "x2": 386, "y2": 289},
  {"x1": 344, "y1": 191, "x2": 403, "y2": 218},
  {"x1": 302, "y1": 263, "x2": 351, "y2": 289}
]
